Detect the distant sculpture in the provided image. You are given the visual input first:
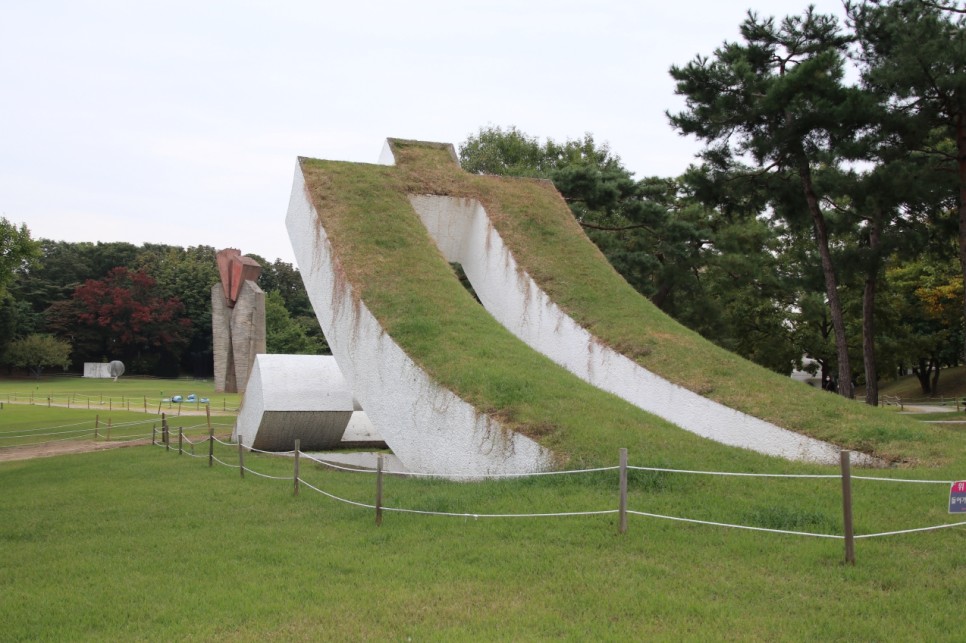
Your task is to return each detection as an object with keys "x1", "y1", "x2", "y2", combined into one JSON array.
[
  {"x1": 212, "y1": 249, "x2": 266, "y2": 393},
  {"x1": 108, "y1": 360, "x2": 125, "y2": 382}
]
